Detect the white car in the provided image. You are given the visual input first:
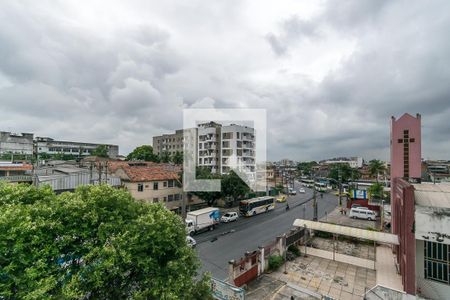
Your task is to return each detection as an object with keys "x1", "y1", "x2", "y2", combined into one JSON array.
[
  {"x1": 288, "y1": 188, "x2": 297, "y2": 195},
  {"x1": 186, "y1": 236, "x2": 197, "y2": 248},
  {"x1": 221, "y1": 212, "x2": 239, "y2": 223},
  {"x1": 299, "y1": 188, "x2": 305, "y2": 193}
]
